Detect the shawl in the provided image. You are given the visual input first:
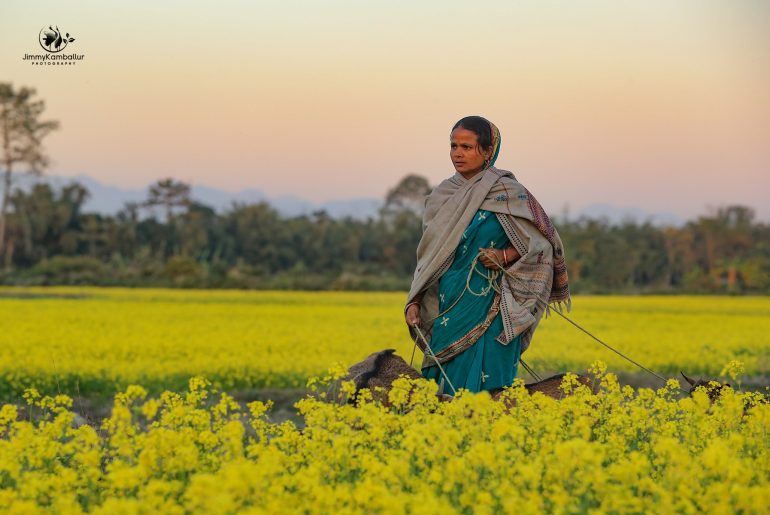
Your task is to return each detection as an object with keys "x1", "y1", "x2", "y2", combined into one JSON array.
[{"x1": 406, "y1": 166, "x2": 571, "y2": 359}]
